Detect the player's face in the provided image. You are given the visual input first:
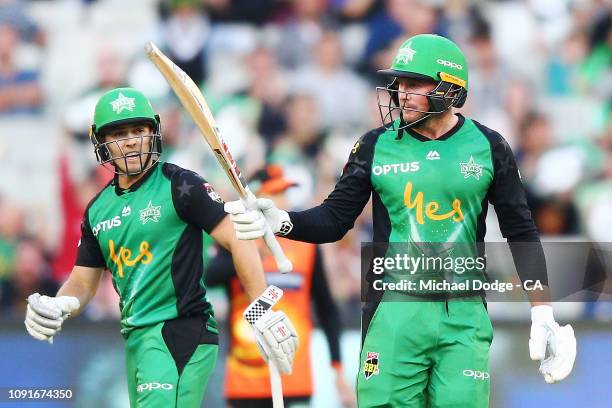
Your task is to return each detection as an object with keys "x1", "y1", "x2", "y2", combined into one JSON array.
[
  {"x1": 396, "y1": 77, "x2": 436, "y2": 123},
  {"x1": 103, "y1": 123, "x2": 154, "y2": 174}
]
